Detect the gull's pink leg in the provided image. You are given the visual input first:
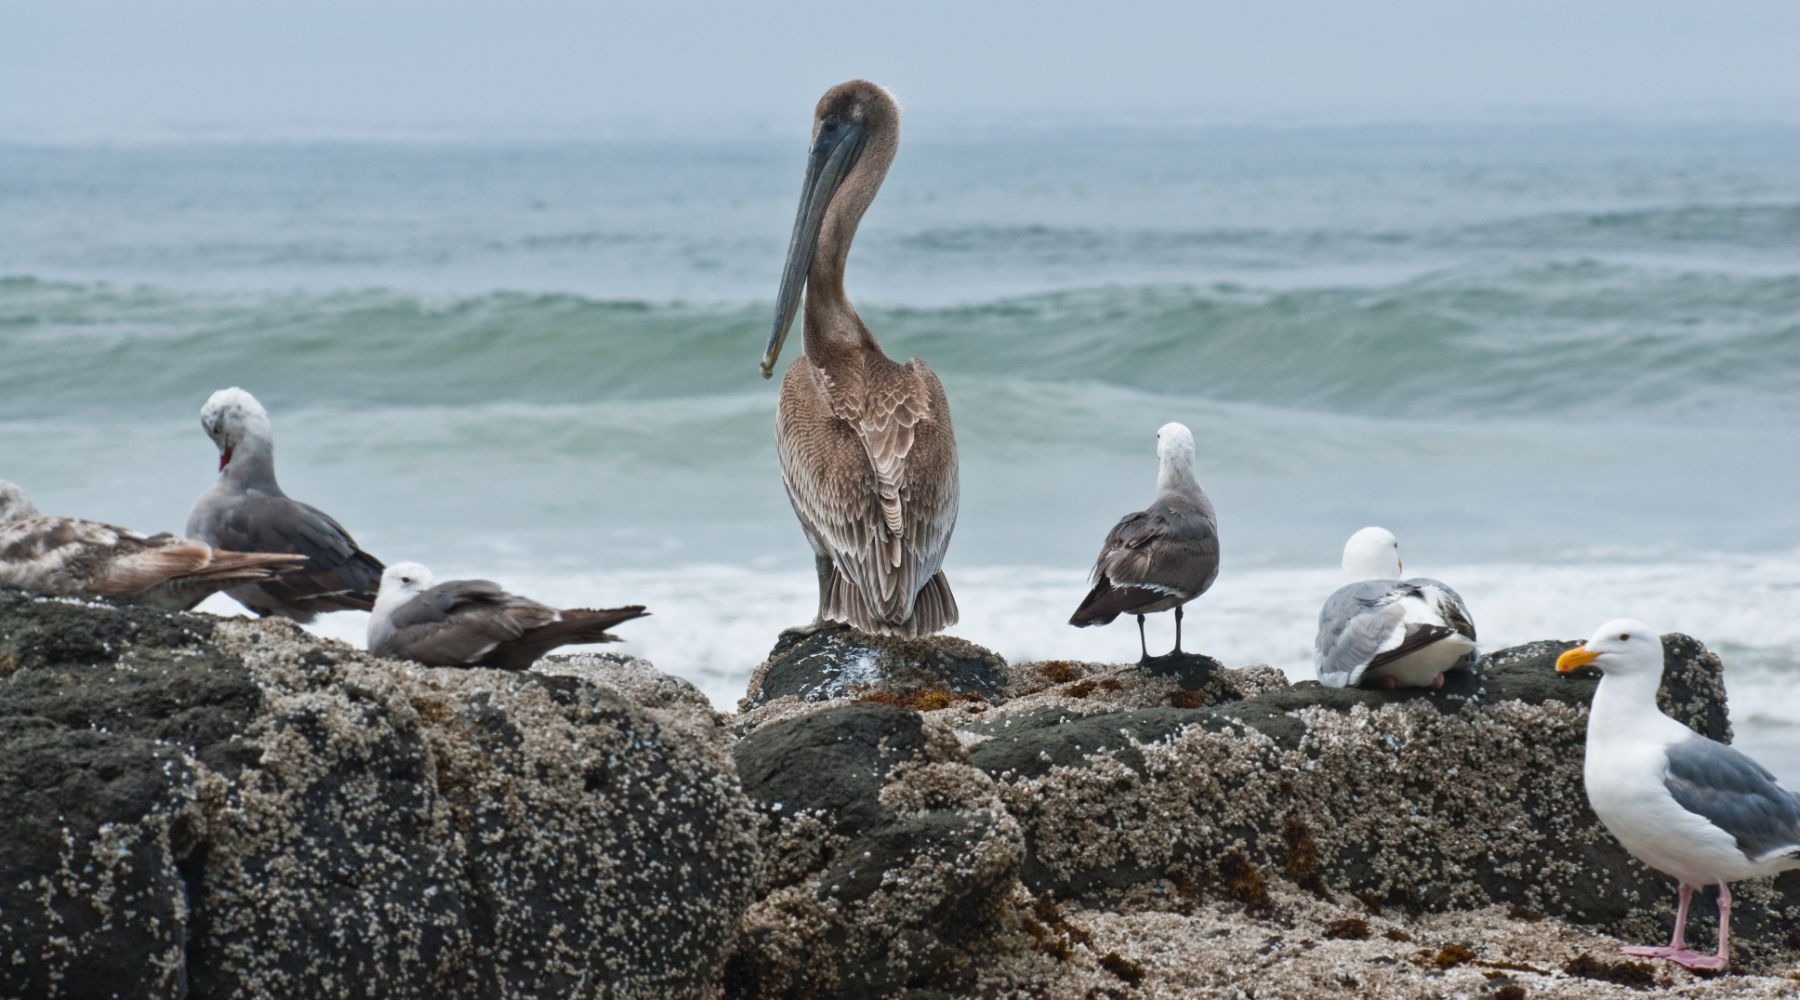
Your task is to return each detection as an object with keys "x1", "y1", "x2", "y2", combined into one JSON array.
[
  {"x1": 1379, "y1": 675, "x2": 1398, "y2": 690},
  {"x1": 1430, "y1": 672, "x2": 1446, "y2": 690},
  {"x1": 1621, "y1": 882, "x2": 1691, "y2": 958},
  {"x1": 1629, "y1": 882, "x2": 1729, "y2": 971}
]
